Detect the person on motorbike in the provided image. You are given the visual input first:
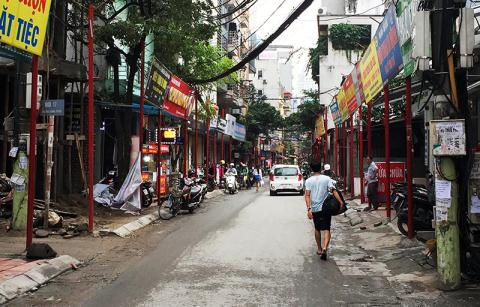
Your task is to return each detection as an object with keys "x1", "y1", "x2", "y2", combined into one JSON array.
[{"x1": 226, "y1": 163, "x2": 237, "y2": 176}]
